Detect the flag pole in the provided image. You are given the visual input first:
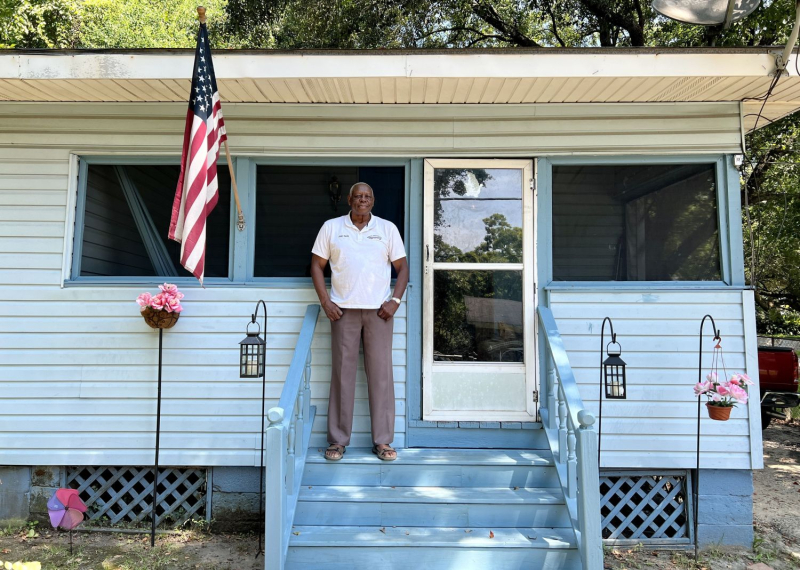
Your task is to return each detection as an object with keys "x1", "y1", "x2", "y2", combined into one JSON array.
[{"x1": 197, "y1": 6, "x2": 246, "y2": 232}]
